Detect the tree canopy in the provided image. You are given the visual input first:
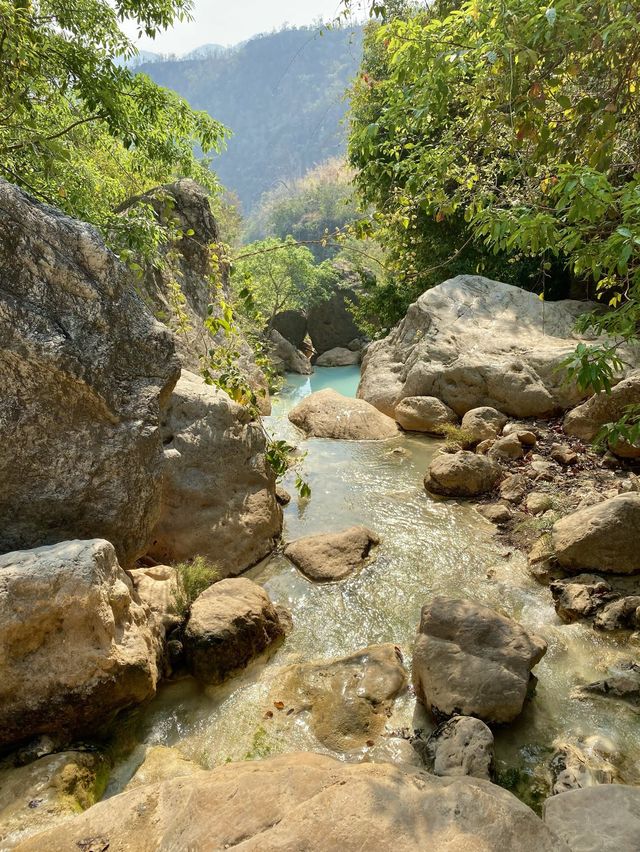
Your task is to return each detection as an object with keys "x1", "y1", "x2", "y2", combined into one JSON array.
[
  {"x1": 348, "y1": 0, "x2": 640, "y2": 356},
  {"x1": 0, "y1": 0, "x2": 225, "y2": 232}
]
